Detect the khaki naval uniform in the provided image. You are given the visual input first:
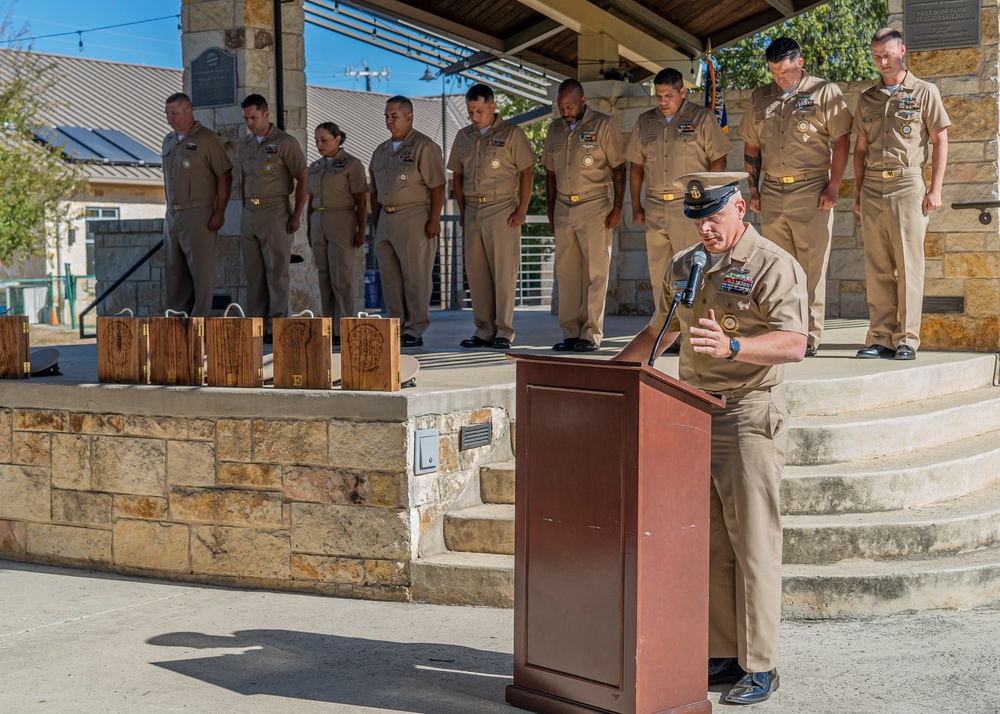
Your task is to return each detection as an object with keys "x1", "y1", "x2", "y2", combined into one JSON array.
[
  {"x1": 238, "y1": 124, "x2": 307, "y2": 320},
  {"x1": 307, "y1": 149, "x2": 367, "y2": 330},
  {"x1": 161, "y1": 122, "x2": 232, "y2": 317},
  {"x1": 651, "y1": 225, "x2": 808, "y2": 672},
  {"x1": 626, "y1": 100, "x2": 732, "y2": 303},
  {"x1": 543, "y1": 105, "x2": 626, "y2": 346},
  {"x1": 369, "y1": 129, "x2": 446, "y2": 338},
  {"x1": 852, "y1": 72, "x2": 950, "y2": 350},
  {"x1": 739, "y1": 71, "x2": 852, "y2": 347},
  {"x1": 448, "y1": 116, "x2": 536, "y2": 342}
]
